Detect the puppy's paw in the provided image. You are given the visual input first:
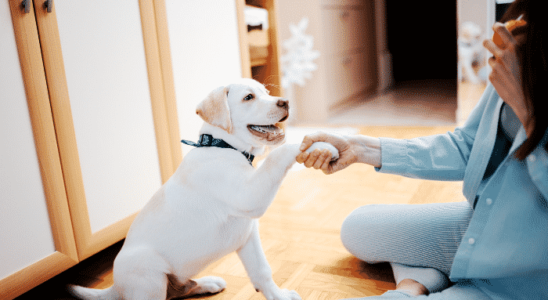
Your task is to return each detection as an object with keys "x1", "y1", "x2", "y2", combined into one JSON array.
[
  {"x1": 280, "y1": 289, "x2": 302, "y2": 300},
  {"x1": 263, "y1": 288, "x2": 302, "y2": 300},
  {"x1": 194, "y1": 276, "x2": 226, "y2": 294},
  {"x1": 305, "y1": 142, "x2": 339, "y2": 161}
]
